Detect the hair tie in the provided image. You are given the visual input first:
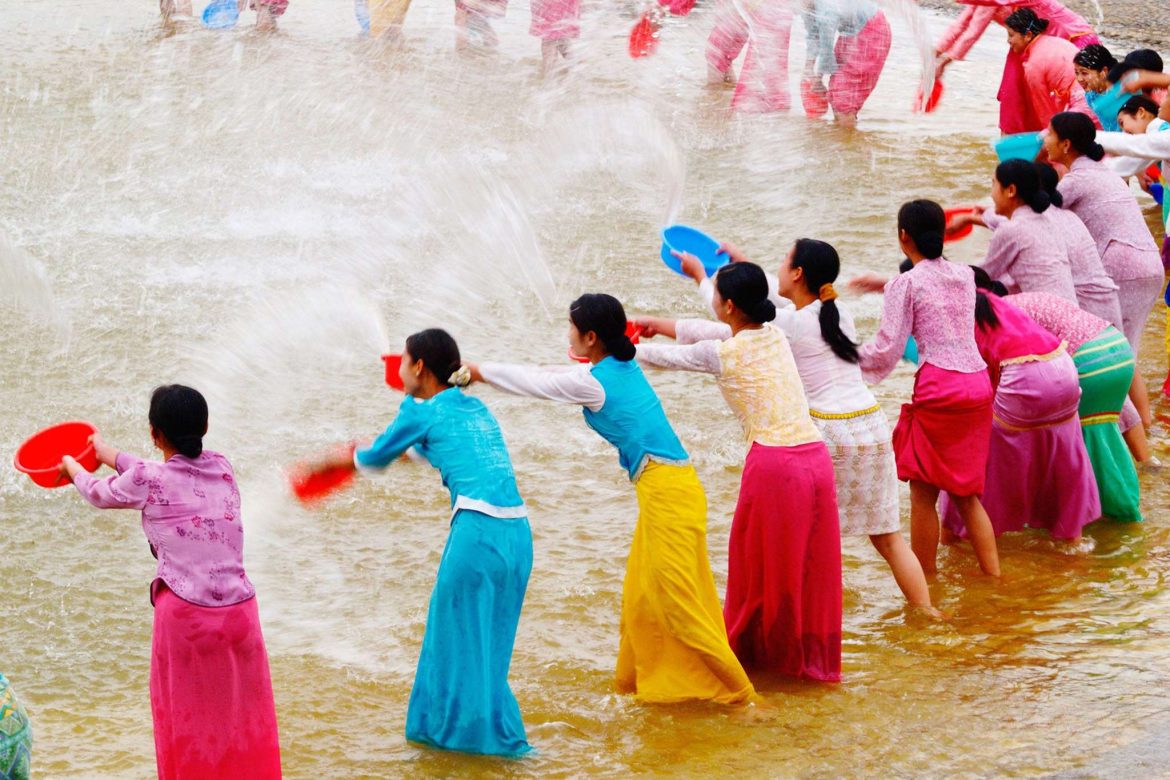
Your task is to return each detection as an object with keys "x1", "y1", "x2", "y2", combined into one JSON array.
[
  {"x1": 447, "y1": 365, "x2": 472, "y2": 387},
  {"x1": 818, "y1": 283, "x2": 838, "y2": 303}
]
